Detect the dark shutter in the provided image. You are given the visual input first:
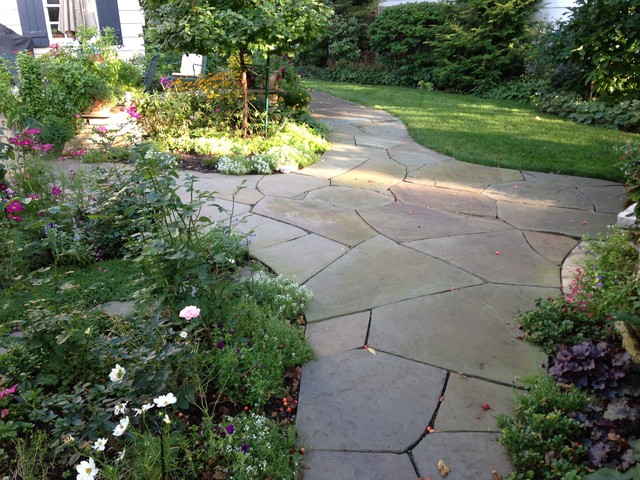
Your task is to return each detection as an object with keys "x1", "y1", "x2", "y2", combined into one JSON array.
[
  {"x1": 17, "y1": 0, "x2": 49, "y2": 48},
  {"x1": 96, "y1": 0, "x2": 123, "y2": 46}
]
